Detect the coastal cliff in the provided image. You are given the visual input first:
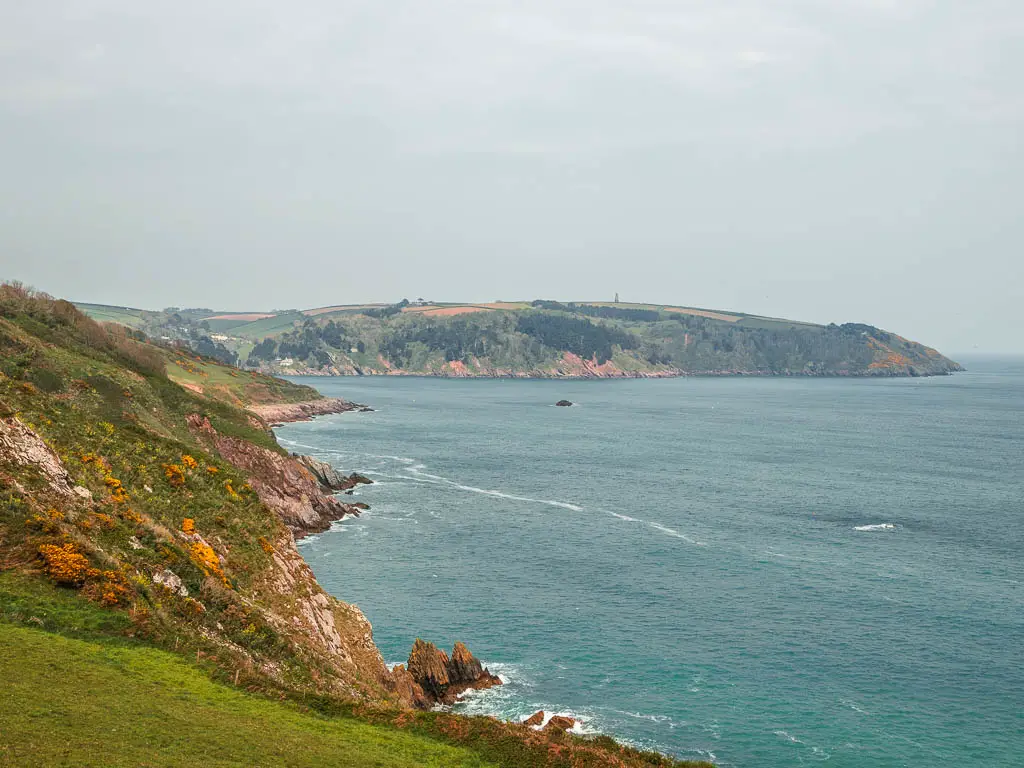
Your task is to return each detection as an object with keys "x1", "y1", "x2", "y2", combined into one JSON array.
[{"x1": 0, "y1": 284, "x2": 711, "y2": 767}]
